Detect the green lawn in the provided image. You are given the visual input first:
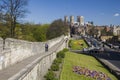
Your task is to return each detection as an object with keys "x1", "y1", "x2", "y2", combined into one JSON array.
[
  {"x1": 69, "y1": 39, "x2": 88, "y2": 50},
  {"x1": 60, "y1": 52, "x2": 117, "y2": 80}
]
